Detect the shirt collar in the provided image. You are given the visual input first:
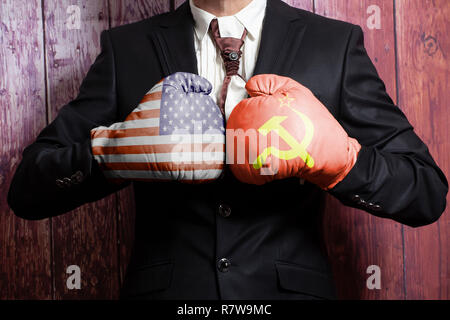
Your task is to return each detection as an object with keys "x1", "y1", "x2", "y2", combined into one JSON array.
[{"x1": 189, "y1": 0, "x2": 267, "y2": 41}]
